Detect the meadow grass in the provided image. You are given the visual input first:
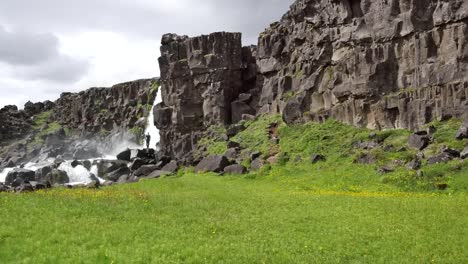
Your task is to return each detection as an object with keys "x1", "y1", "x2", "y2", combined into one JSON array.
[
  {"x1": 0, "y1": 173, "x2": 467, "y2": 263},
  {"x1": 1, "y1": 118, "x2": 467, "y2": 263}
]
